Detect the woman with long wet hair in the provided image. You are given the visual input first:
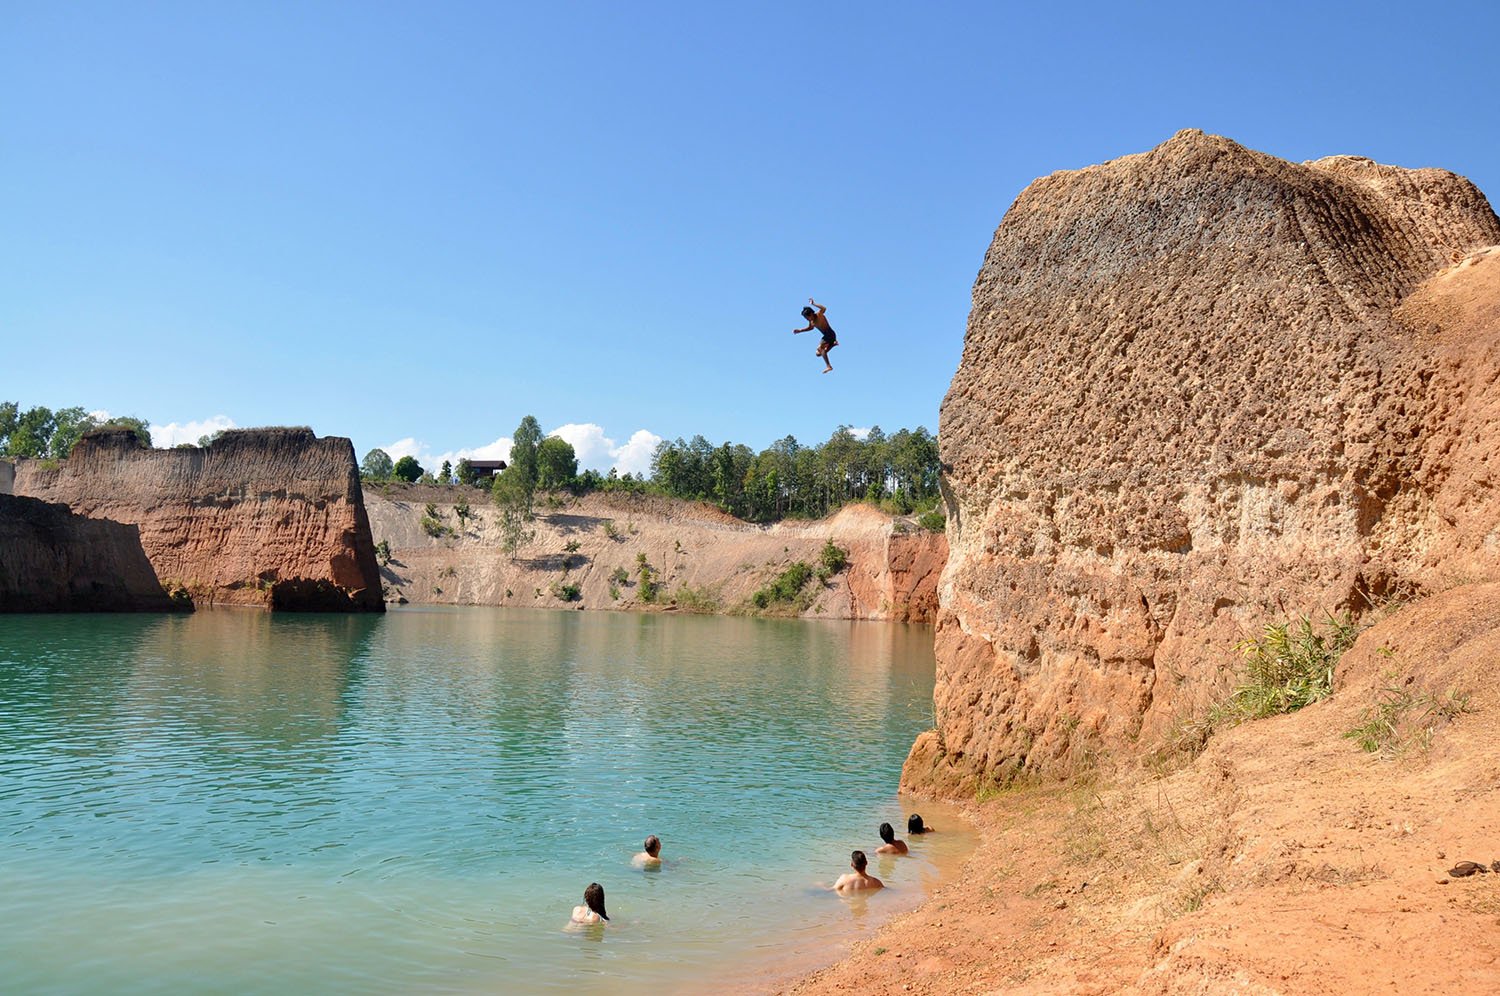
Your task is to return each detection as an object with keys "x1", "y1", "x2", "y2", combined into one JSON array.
[{"x1": 571, "y1": 882, "x2": 610, "y2": 924}]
